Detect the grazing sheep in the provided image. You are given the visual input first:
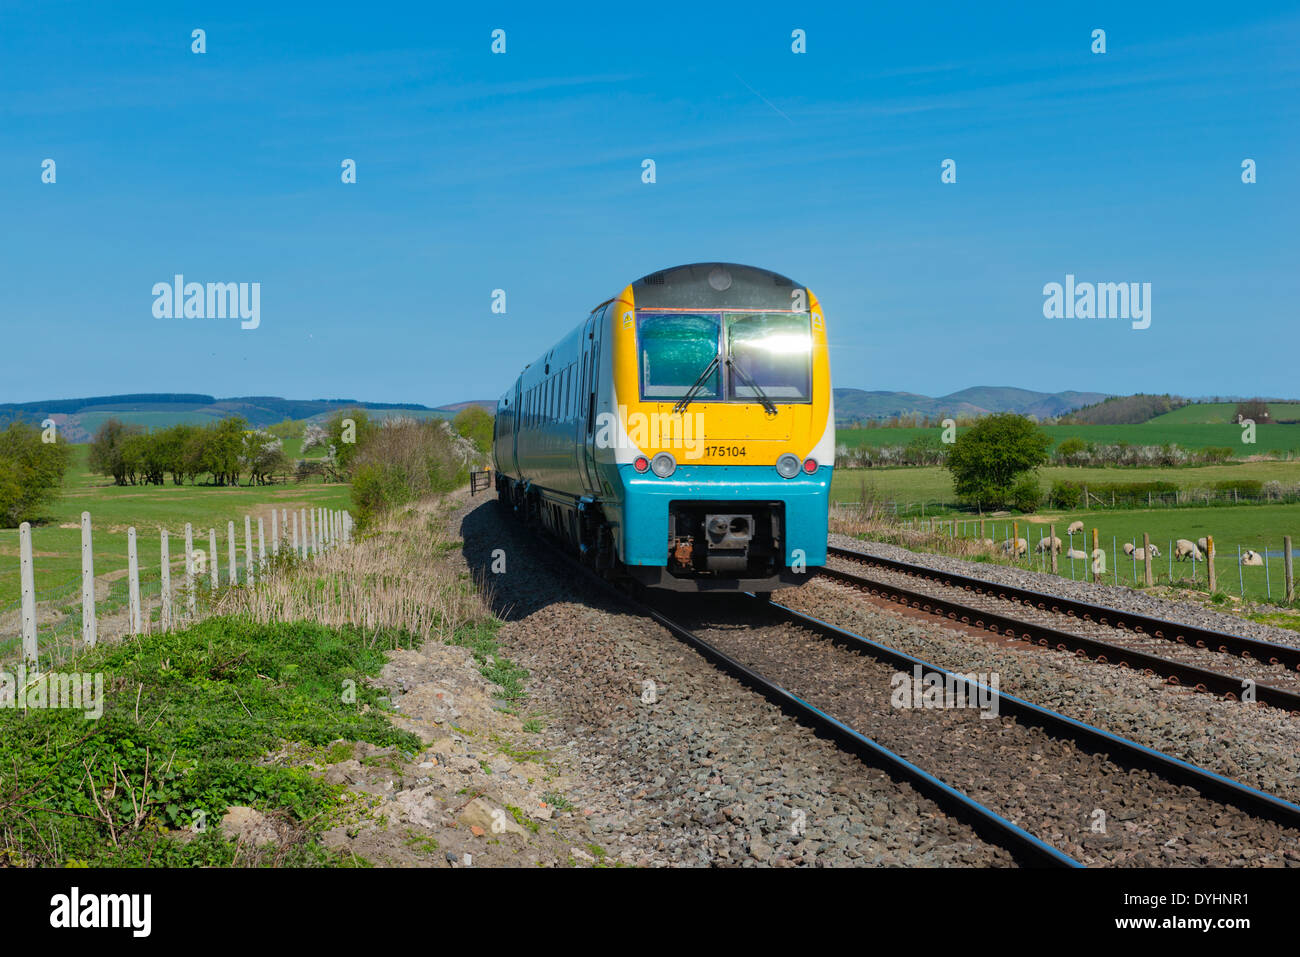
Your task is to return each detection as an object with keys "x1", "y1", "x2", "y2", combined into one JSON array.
[
  {"x1": 1065, "y1": 548, "x2": 1088, "y2": 561},
  {"x1": 1067, "y1": 521, "x2": 1084, "y2": 535},
  {"x1": 1147, "y1": 543, "x2": 1160, "y2": 559},
  {"x1": 1132, "y1": 547, "x2": 1153, "y2": 561},
  {"x1": 1036, "y1": 536, "x2": 1062, "y2": 554},
  {"x1": 1241, "y1": 549, "x2": 1264, "y2": 566},
  {"x1": 1175, "y1": 539, "x2": 1204, "y2": 562},
  {"x1": 1123, "y1": 542, "x2": 1136, "y2": 556},
  {"x1": 1000, "y1": 537, "x2": 1028, "y2": 557},
  {"x1": 1197, "y1": 537, "x2": 1209, "y2": 553}
]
